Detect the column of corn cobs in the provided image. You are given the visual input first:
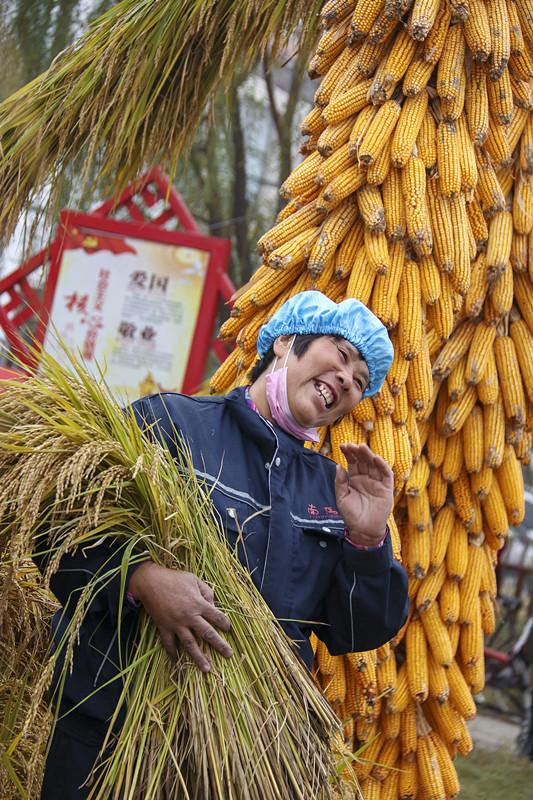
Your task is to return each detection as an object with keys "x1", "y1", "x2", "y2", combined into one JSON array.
[{"x1": 210, "y1": 0, "x2": 532, "y2": 796}]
